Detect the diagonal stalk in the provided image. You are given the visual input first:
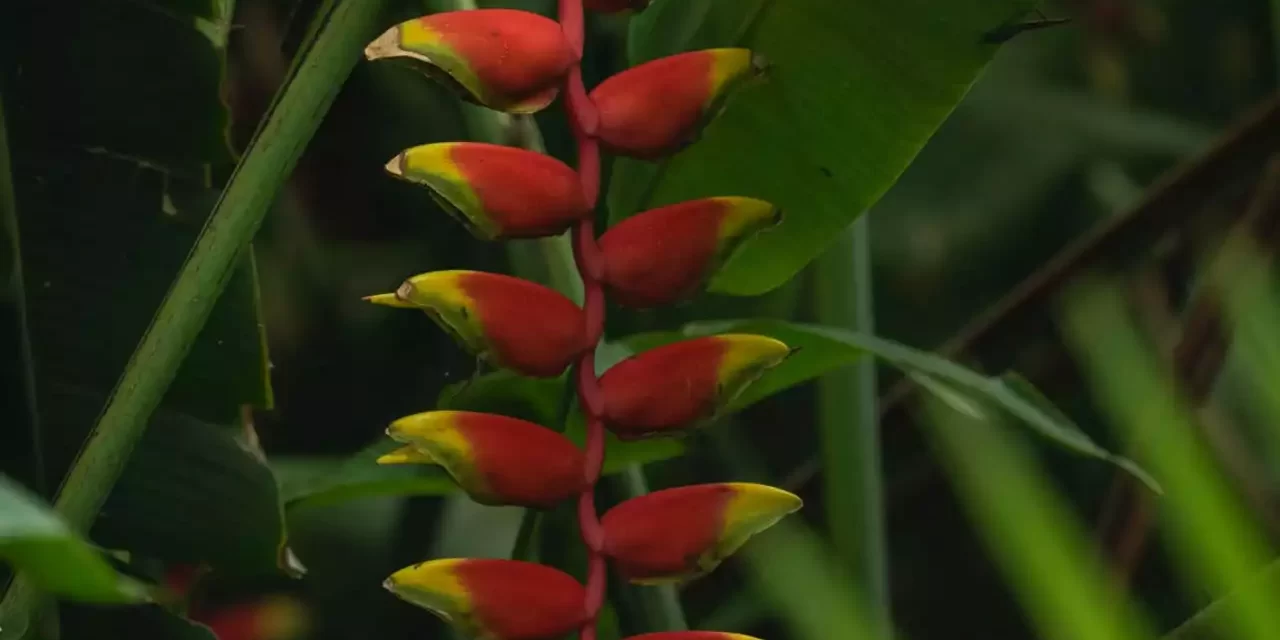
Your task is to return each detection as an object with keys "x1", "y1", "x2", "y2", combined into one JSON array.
[
  {"x1": 814, "y1": 214, "x2": 890, "y2": 634},
  {"x1": 0, "y1": 0, "x2": 389, "y2": 635}
]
